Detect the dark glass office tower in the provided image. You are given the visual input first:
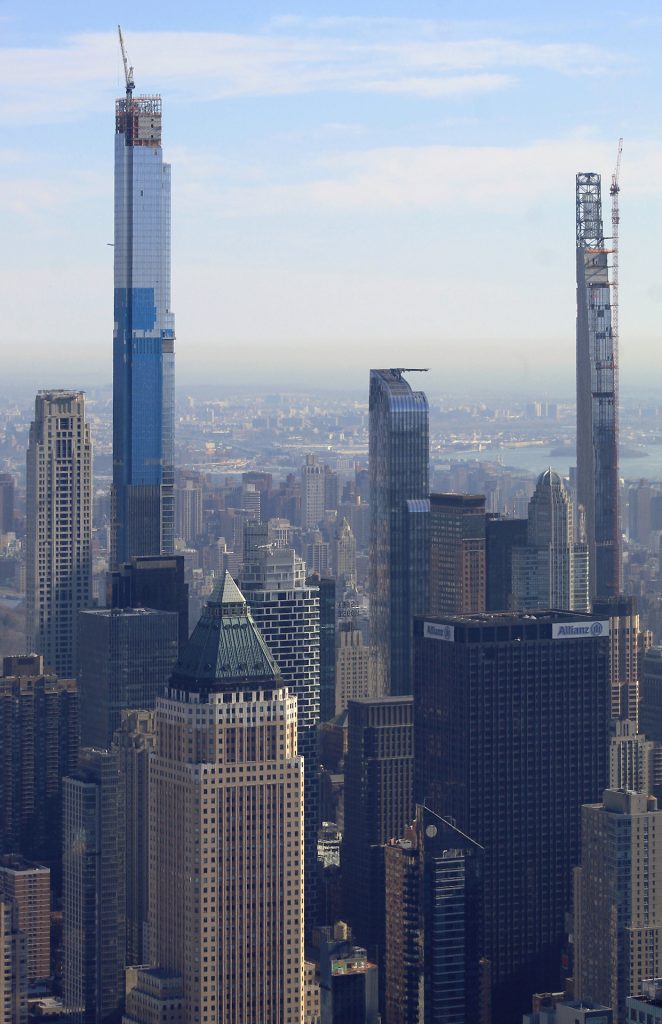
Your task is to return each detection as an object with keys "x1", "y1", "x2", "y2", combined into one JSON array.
[
  {"x1": 107, "y1": 554, "x2": 189, "y2": 647},
  {"x1": 343, "y1": 695, "x2": 414, "y2": 981},
  {"x1": 63, "y1": 747, "x2": 125, "y2": 1024},
  {"x1": 0, "y1": 655, "x2": 78, "y2": 890},
  {"x1": 576, "y1": 173, "x2": 620, "y2": 599},
  {"x1": 414, "y1": 611, "x2": 610, "y2": 1024},
  {"x1": 0, "y1": 473, "x2": 14, "y2": 534},
  {"x1": 78, "y1": 606, "x2": 179, "y2": 748},
  {"x1": 369, "y1": 369, "x2": 429, "y2": 696},
  {"x1": 112, "y1": 72, "x2": 175, "y2": 566},
  {"x1": 485, "y1": 514, "x2": 527, "y2": 611}
]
